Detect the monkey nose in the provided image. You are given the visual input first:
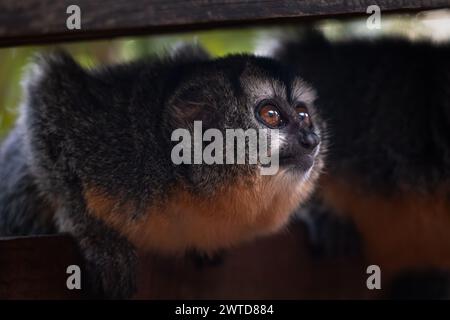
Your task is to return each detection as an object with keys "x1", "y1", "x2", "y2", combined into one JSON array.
[{"x1": 299, "y1": 131, "x2": 319, "y2": 151}]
